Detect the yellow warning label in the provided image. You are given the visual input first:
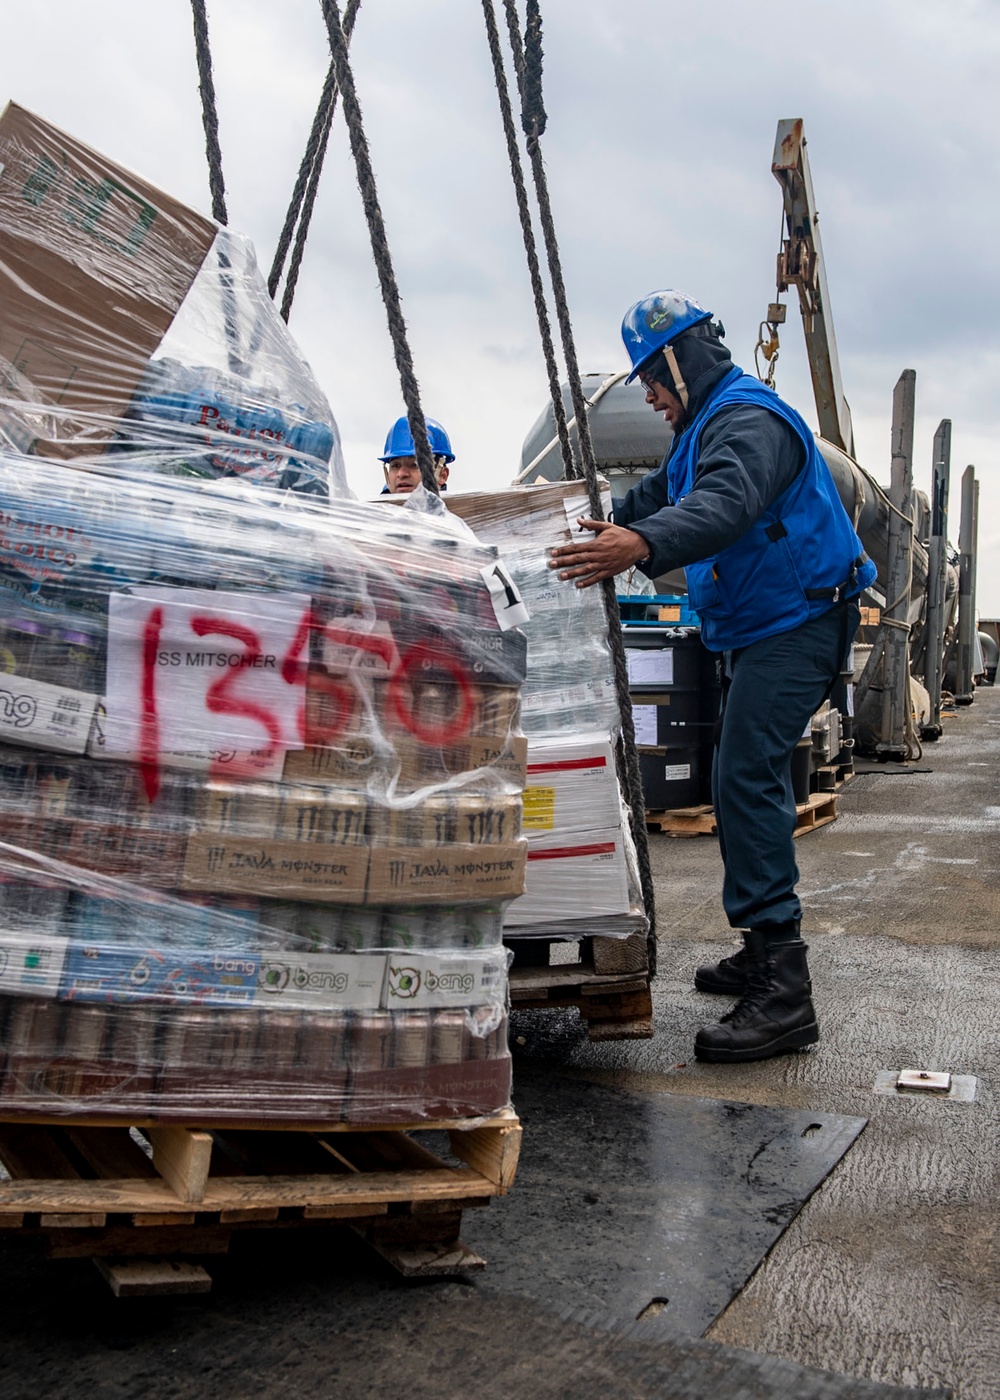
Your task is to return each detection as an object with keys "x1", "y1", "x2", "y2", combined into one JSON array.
[{"x1": 523, "y1": 785, "x2": 556, "y2": 830}]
